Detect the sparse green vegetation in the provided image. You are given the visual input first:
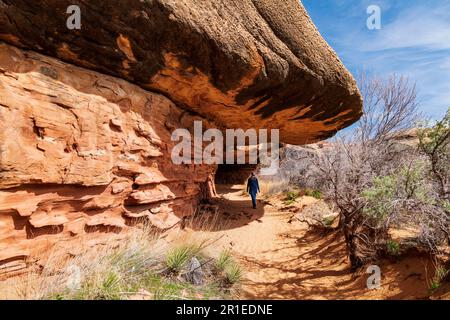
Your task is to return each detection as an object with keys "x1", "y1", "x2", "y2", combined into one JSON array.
[
  {"x1": 73, "y1": 270, "x2": 123, "y2": 300},
  {"x1": 442, "y1": 200, "x2": 450, "y2": 212},
  {"x1": 386, "y1": 240, "x2": 401, "y2": 256},
  {"x1": 282, "y1": 188, "x2": 322, "y2": 205},
  {"x1": 224, "y1": 263, "x2": 244, "y2": 285},
  {"x1": 214, "y1": 250, "x2": 244, "y2": 287},
  {"x1": 362, "y1": 175, "x2": 397, "y2": 227},
  {"x1": 166, "y1": 245, "x2": 200, "y2": 274},
  {"x1": 10, "y1": 225, "x2": 244, "y2": 300},
  {"x1": 294, "y1": 75, "x2": 450, "y2": 269},
  {"x1": 429, "y1": 266, "x2": 449, "y2": 292},
  {"x1": 419, "y1": 107, "x2": 450, "y2": 201},
  {"x1": 322, "y1": 215, "x2": 336, "y2": 228},
  {"x1": 304, "y1": 188, "x2": 323, "y2": 199},
  {"x1": 216, "y1": 250, "x2": 233, "y2": 272},
  {"x1": 284, "y1": 190, "x2": 300, "y2": 205}
]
